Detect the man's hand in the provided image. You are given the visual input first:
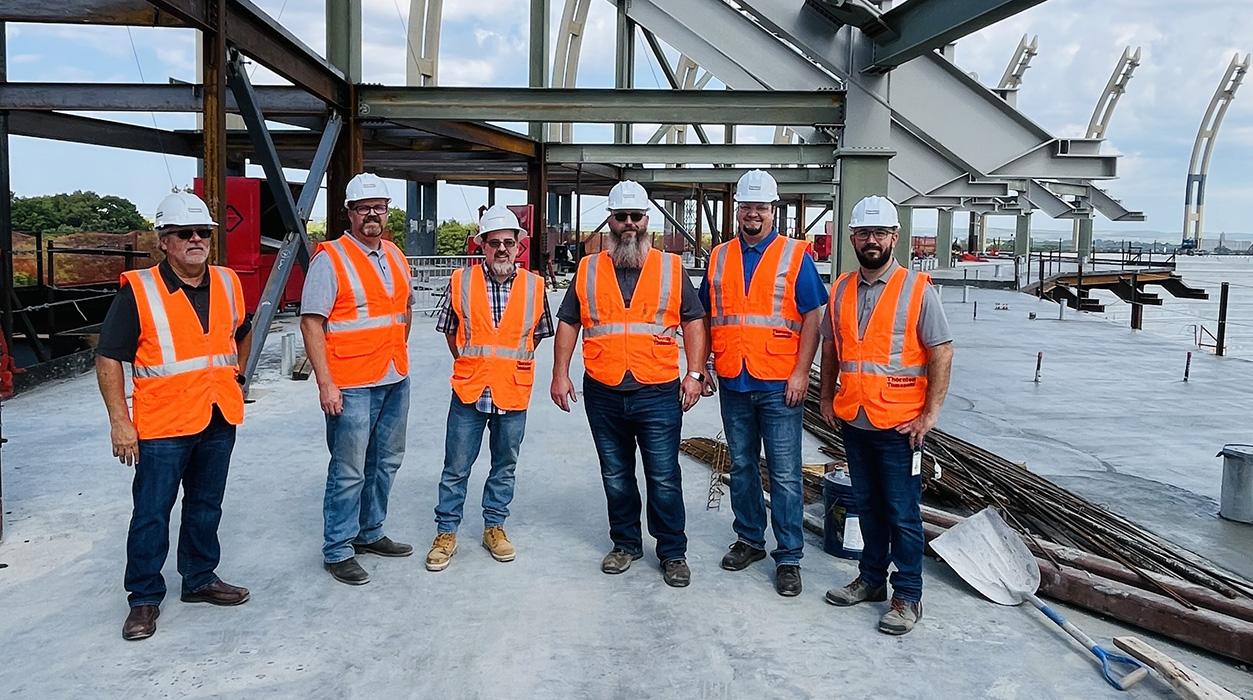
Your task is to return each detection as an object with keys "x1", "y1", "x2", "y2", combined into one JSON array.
[
  {"x1": 551, "y1": 374, "x2": 577, "y2": 412},
  {"x1": 701, "y1": 374, "x2": 717, "y2": 397},
  {"x1": 319, "y1": 381, "x2": 344, "y2": 416},
  {"x1": 896, "y1": 411, "x2": 938, "y2": 449},
  {"x1": 820, "y1": 394, "x2": 838, "y2": 428},
  {"x1": 784, "y1": 370, "x2": 808, "y2": 407},
  {"x1": 111, "y1": 418, "x2": 140, "y2": 467},
  {"x1": 680, "y1": 376, "x2": 702, "y2": 412}
]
